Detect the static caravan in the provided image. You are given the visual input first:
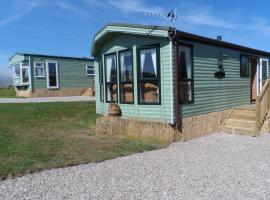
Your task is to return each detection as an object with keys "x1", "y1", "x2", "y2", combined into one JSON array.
[
  {"x1": 9, "y1": 53, "x2": 95, "y2": 97},
  {"x1": 91, "y1": 23, "x2": 270, "y2": 139}
]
